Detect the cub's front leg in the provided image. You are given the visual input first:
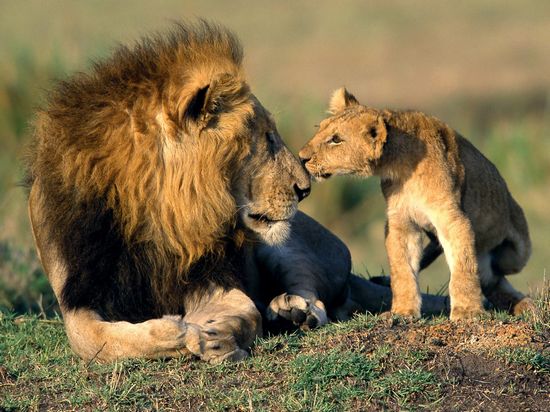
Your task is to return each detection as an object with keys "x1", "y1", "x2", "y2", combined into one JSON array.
[{"x1": 385, "y1": 217, "x2": 424, "y2": 318}]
